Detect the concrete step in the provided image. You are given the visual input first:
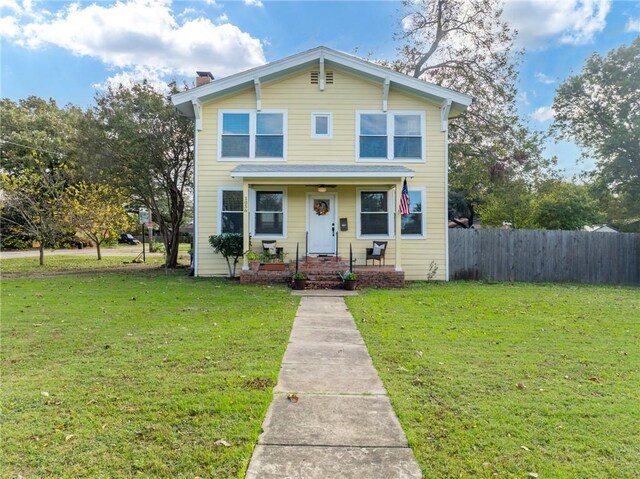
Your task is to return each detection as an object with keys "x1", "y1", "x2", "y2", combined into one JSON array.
[{"x1": 305, "y1": 280, "x2": 344, "y2": 290}]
